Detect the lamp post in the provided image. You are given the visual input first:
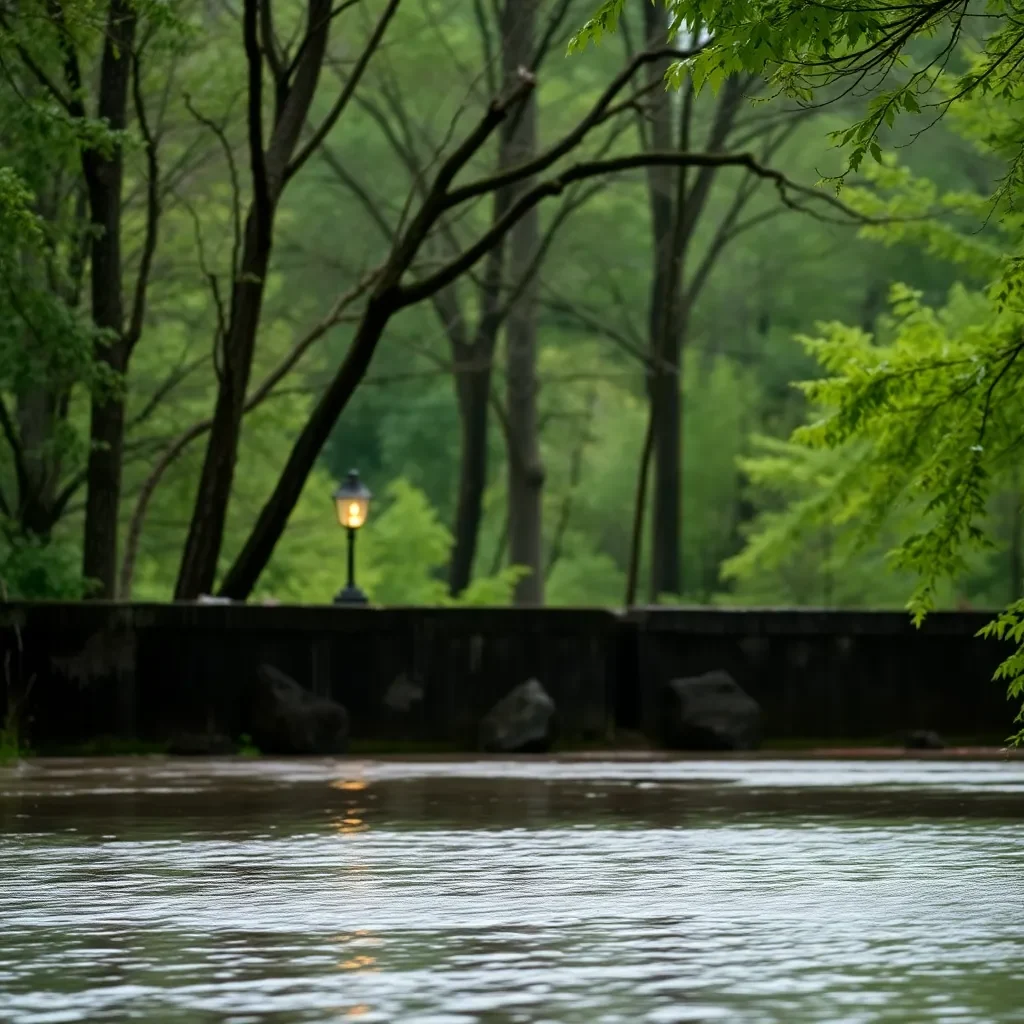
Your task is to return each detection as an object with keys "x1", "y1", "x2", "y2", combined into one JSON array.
[{"x1": 333, "y1": 469, "x2": 372, "y2": 605}]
